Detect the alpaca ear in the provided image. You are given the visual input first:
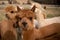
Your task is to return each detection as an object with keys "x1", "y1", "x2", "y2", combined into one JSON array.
[
  {"x1": 31, "y1": 5, "x2": 36, "y2": 12},
  {"x1": 17, "y1": 6, "x2": 21, "y2": 12}
]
